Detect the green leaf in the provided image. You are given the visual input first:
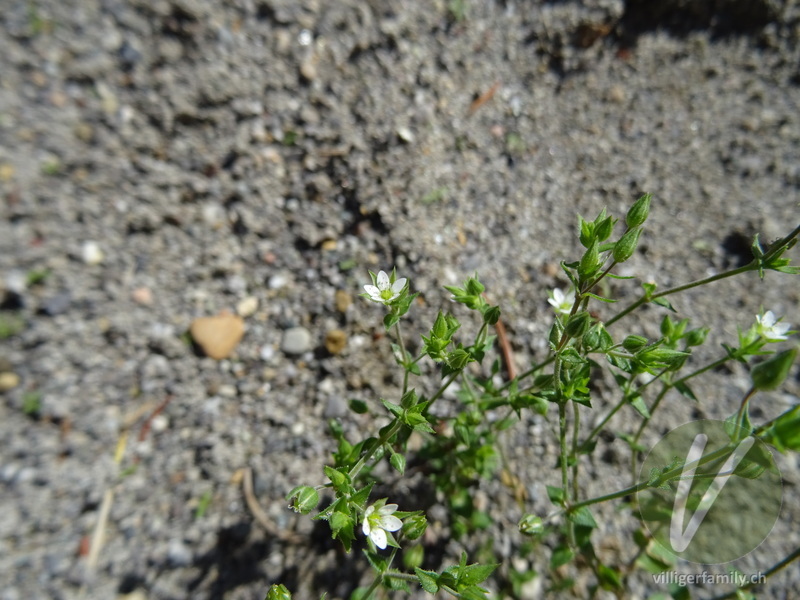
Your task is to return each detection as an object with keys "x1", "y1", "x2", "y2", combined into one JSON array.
[
  {"x1": 348, "y1": 399, "x2": 368, "y2": 414},
  {"x1": 751, "y1": 348, "x2": 797, "y2": 391},
  {"x1": 415, "y1": 568, "x2": 439, "y2": 593},
  {"x1": 760, "y1": 405, "x2": 800, "y2": 453},
  {"x1": 349, "y1": 483, "x2": 373, "y2": 510},
  {"x1": 546, "y1": 485, "x2": 566, "y2": 506},
  {"x1": 390, "y1": 451, "x2": 406, "y2": 475},
  {"x1": 597, "y1": 563, "x2": 624, "y2": 590},
  {"x1": 460, "y1": 562, "x2": 499, "y2": 586},
  {"x1": 323, "y1": 466, "x2": 350, "y2": 492},
  {"x1": 568, "y1": 506, "x2": 598, "y2": 529},
  {"x1": 380, "y1": 398, "x2": 403, "y2": 417},
  {"x1": 628, "y1": 394, "x2": 650, "y2": 418},
  {"x1": 383, "y1": 312, "x2": 401, "y2": 330},
  {"x1": 653, "y1": 296, "x2": 676, "y2": 312},
  {"x1": 550, "y1": 546, "x2": 575, "y2": 569},
  {"x1": 673, "y1": 381, "x2": 698, "y2": 402}
]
